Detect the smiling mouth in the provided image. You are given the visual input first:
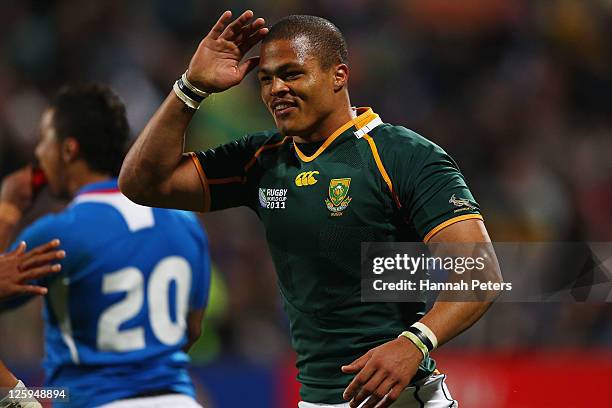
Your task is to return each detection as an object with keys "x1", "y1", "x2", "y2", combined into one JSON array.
[{"x1": 272, "y1": 102, "x2": 298, "y2": 118}]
